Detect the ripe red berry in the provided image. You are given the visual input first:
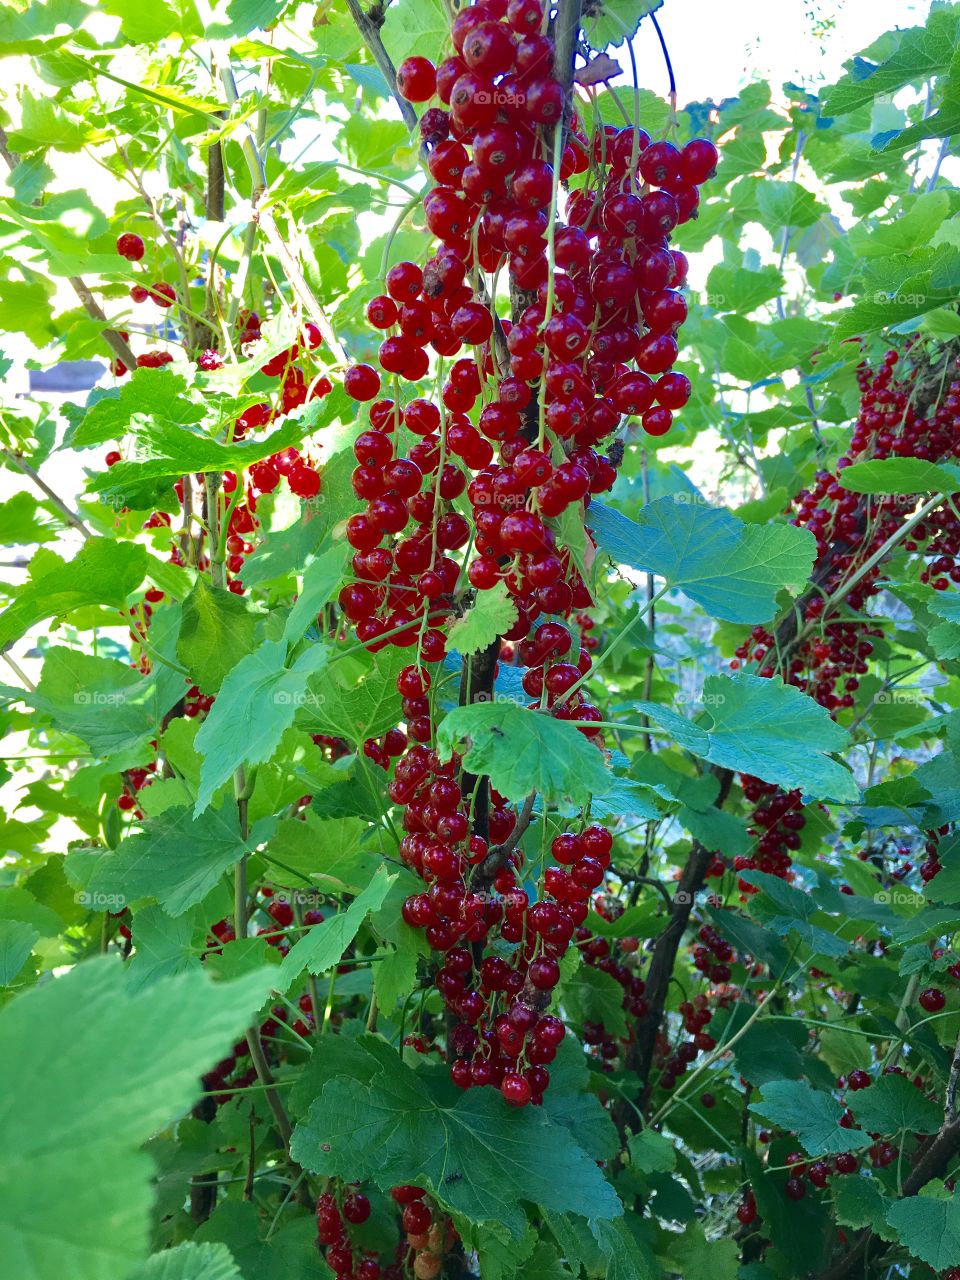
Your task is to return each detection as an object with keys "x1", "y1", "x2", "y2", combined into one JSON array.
[
  {"x1": 501, "y1": 1072, "x2": 532, "y2": 1107},
  {"x1": 397, "y1": 56, "x2": 437, "y2": 103},
  {"x1": 116, "y1": 232, "x2": 145, "y2": 261},
  {"x1": 919, "y1": 986, "x2": 946, "y2": 1012},
  {"x1": 345, "y1": 364, "x2": 381, "y2": 402}
]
